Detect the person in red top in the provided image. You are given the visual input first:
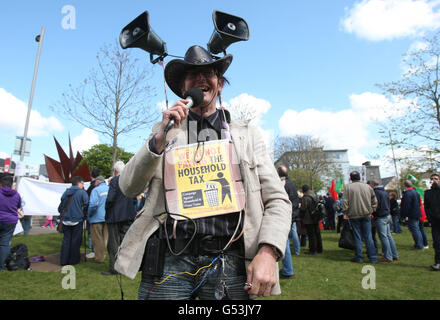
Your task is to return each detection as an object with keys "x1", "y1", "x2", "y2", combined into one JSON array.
[{"x1": 419, "y1": 196, "x2": 429, "y2": 249}]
